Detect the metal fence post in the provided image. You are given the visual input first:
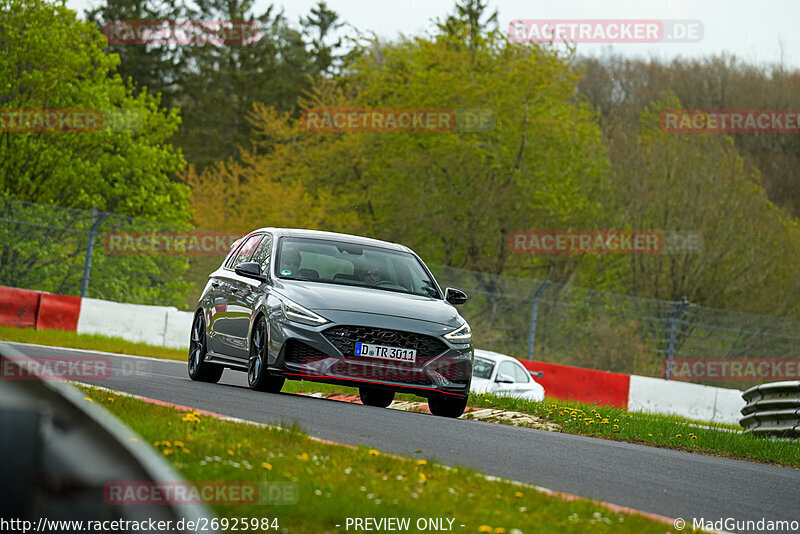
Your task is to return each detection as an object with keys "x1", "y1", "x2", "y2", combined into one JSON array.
[
  {"x1": 80, "y1": 207, "x2": 110, "y2": 298},
  {"x1": 526, "y1": 280, "x2": 550, "y2": 360},
  {"x1": 665, "y1": 296, "x2": 690, "y2": 379}
]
